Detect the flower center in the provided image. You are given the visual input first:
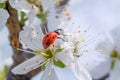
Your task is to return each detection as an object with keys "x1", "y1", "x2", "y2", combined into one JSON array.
[
  {"x1": 35, "y1": 48, "x2": 66, "y2": 69},
  {"x1": 35, "y1": 49, "x2": 55, "y2": 60},
  {"x1": 111, "y1": 50, "x2": 118, "y2": 59},
  {"x1": 110, "y1": 50, "x2": 120, "y2": 60},
  {"x1": 44, "y1": 49, "x2": 54, "y2": 59}
]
